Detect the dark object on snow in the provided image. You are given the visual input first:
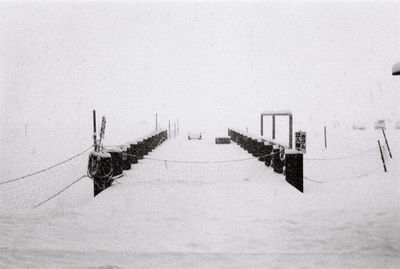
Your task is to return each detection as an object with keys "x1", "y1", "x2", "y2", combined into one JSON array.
[
  {"x1": 263, "y1": 143, "x2": 273, "y2": 166},
  {"x1": 128, "y1": 140, "x2": 139, "y2": 164},
  {"x1": 215, "y1": 137, "x2": 230, "y2": 144},
  {"x1": 228, "y1": 128, "x2": 303, "y2": 193},
  {"x1": 87, "y1": 151, "x2": 113, "y2": 196},
  {"x1": 271, "y1": 145, "x2": 284, "y2": 174},
  {"x1": 105, "y1": 147, "x2": 123, "y2": 178},
  {"x1": 120, "y1": 145, "x2": 131, "y2": 170},
  {"x1": 285, "y1": 149, "x2": 303, "y2": 192}
]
